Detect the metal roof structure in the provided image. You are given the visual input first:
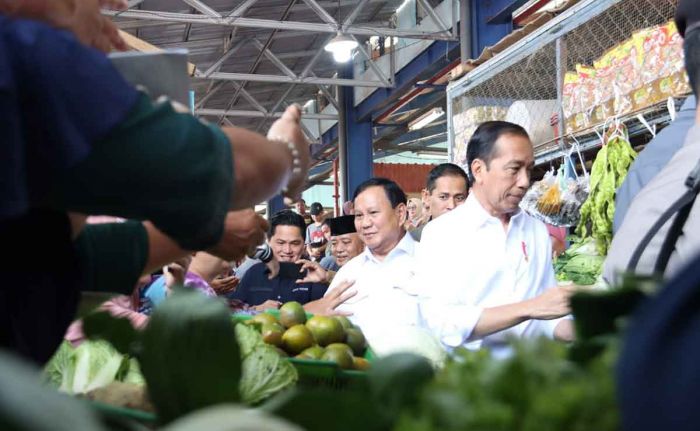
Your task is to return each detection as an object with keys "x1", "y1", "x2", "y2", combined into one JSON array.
[{"x1": 110, "y1": 0, "x2": 455, "y2": 138}]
